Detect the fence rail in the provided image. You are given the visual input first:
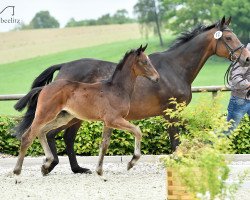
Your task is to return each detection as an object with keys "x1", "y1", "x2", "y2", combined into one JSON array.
[{"x1": 0, "y1": 86, "x2": 231, "y2": 101}]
